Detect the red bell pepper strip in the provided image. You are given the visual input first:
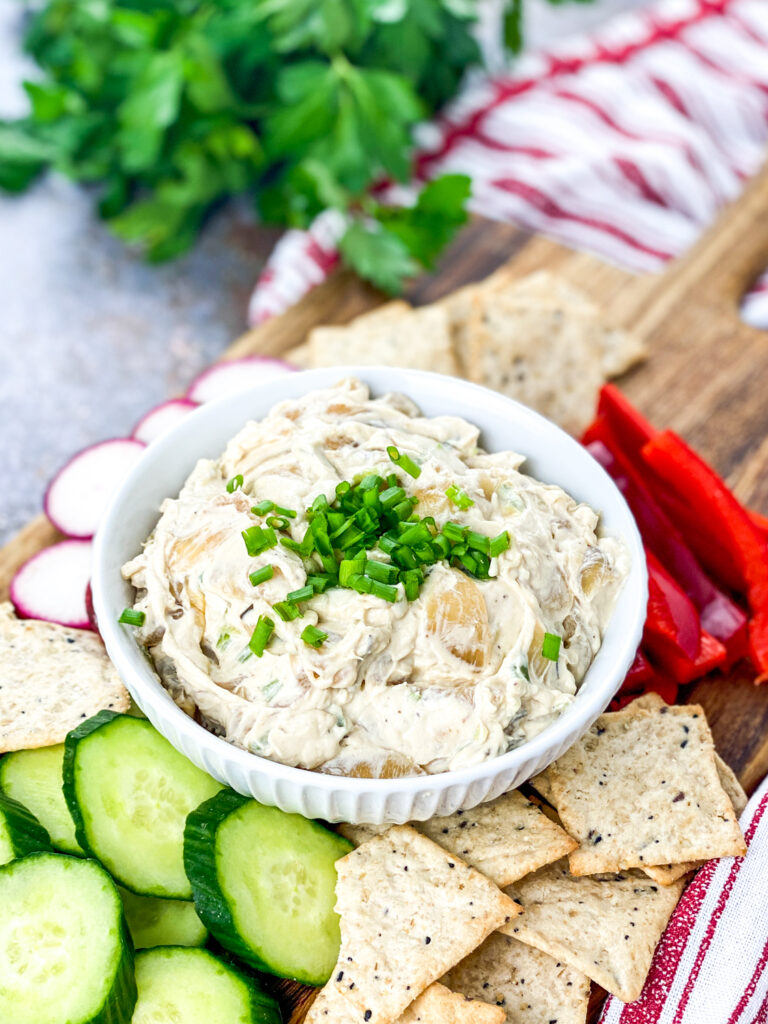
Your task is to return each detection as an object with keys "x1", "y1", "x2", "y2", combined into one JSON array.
[
  {"x1": 625, "y1": 649, "x2": 654, "y2": 688},
  {"x1": 610, "y1": 651, "x2": 679, "y2": 710},
  {"x1": 586, "y1": 438, "x2": 748, "y2": 663},
  {"x1": 747, "y1": 507, "x2": 768, "y2": 536},
  {"x1": 642, "y1": 430, "x2": 768, "y2": 678},
  {"x1": 581, "y1": 384, "x2": 656, "y2": 459},
  {"x1": 643, "y1": 550, "x2": 727, "y2": 683}
]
